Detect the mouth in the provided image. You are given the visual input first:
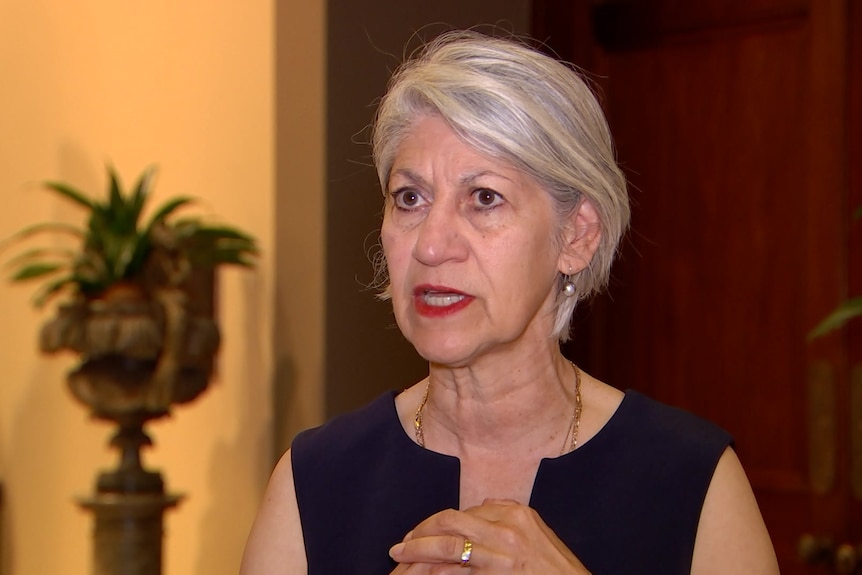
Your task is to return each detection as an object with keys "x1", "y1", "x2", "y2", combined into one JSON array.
[
  {"x1": 413, "y1": 285, "x2": 473, "y2": 316},
  {"x1": 421, "y1": 291, "x2": 466, "y2": 306}
]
